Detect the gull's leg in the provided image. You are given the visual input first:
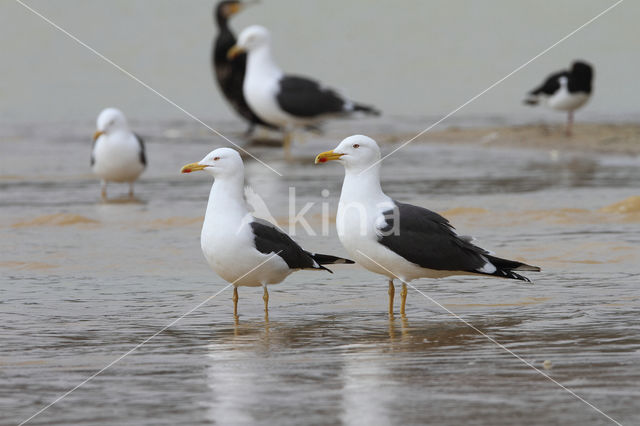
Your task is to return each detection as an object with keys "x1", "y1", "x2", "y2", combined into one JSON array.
[
  {"x1": 283, "y1": 131, "x2": 293, "y2": 161},
  {"x1": 400, "y1": 283, "x2": 408, "y2": 316},
  {"x1": 263, "y1": 285, "x2": 269, "y2": 316},
  {"x1": 388, "y1": 279, "x2": 395, "y2": 317},
  {"x1": 101, "y1": 180, "x2": 107, "y2": 200},
  {"x1": 128, "y1": 182, "x2": 135, "y2": 198},
  {"x1": 232, "y1": 287, "x2": 239, "y2": 318},
  {"x1": 566, "y1": 110, "x2": 574, "y2": 137}
]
